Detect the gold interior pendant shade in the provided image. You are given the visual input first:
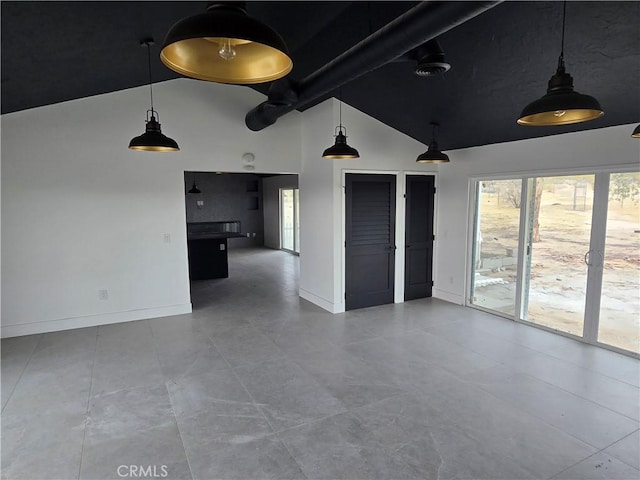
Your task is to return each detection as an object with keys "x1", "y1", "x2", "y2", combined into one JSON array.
[
  {"x1": 129, "y1": 39, "x2": 179, "y2": 152},
  {"x1": 416, "y1": 122, "x2": 449, "y2": 164},
  {"x1": 632, "y1": 124, "x2": 640, "y2": 139},
  {"x1": 322, "y1": 92, "x2": 359, "y2": 159},
  {"x1": 517, "y1": 1, "x2": 603, "y2": 126},
  {"x1": 160, "y1": 3, "x2": 293, "y2": 84}
]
